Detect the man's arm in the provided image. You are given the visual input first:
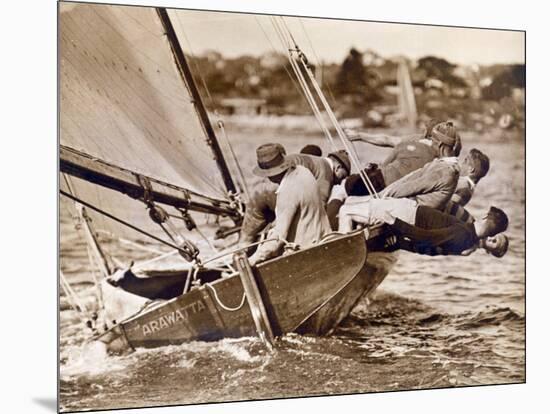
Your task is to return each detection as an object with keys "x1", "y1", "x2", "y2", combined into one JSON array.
[
  {"x1": 248, "y1": 186, "x2": 299, "y2": 266},
  {"x1": 444, "y1": 200, "x2": 475, "y2": 224},
  {"x1": 451, "y1": 186, "x2": 473, "y2": 206},
  {"x1": 239, "y1": 184, "x2": 277, "y2": 245},
  {"x1": 344, "y1": 129, "x2": 402, "y2": 148},
  {"x1": 382, "y1": 163, "x2": 458, "y2": 209},
  {"x1": 327, "y1": 183, "x2": 348, "y2": 230}
]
